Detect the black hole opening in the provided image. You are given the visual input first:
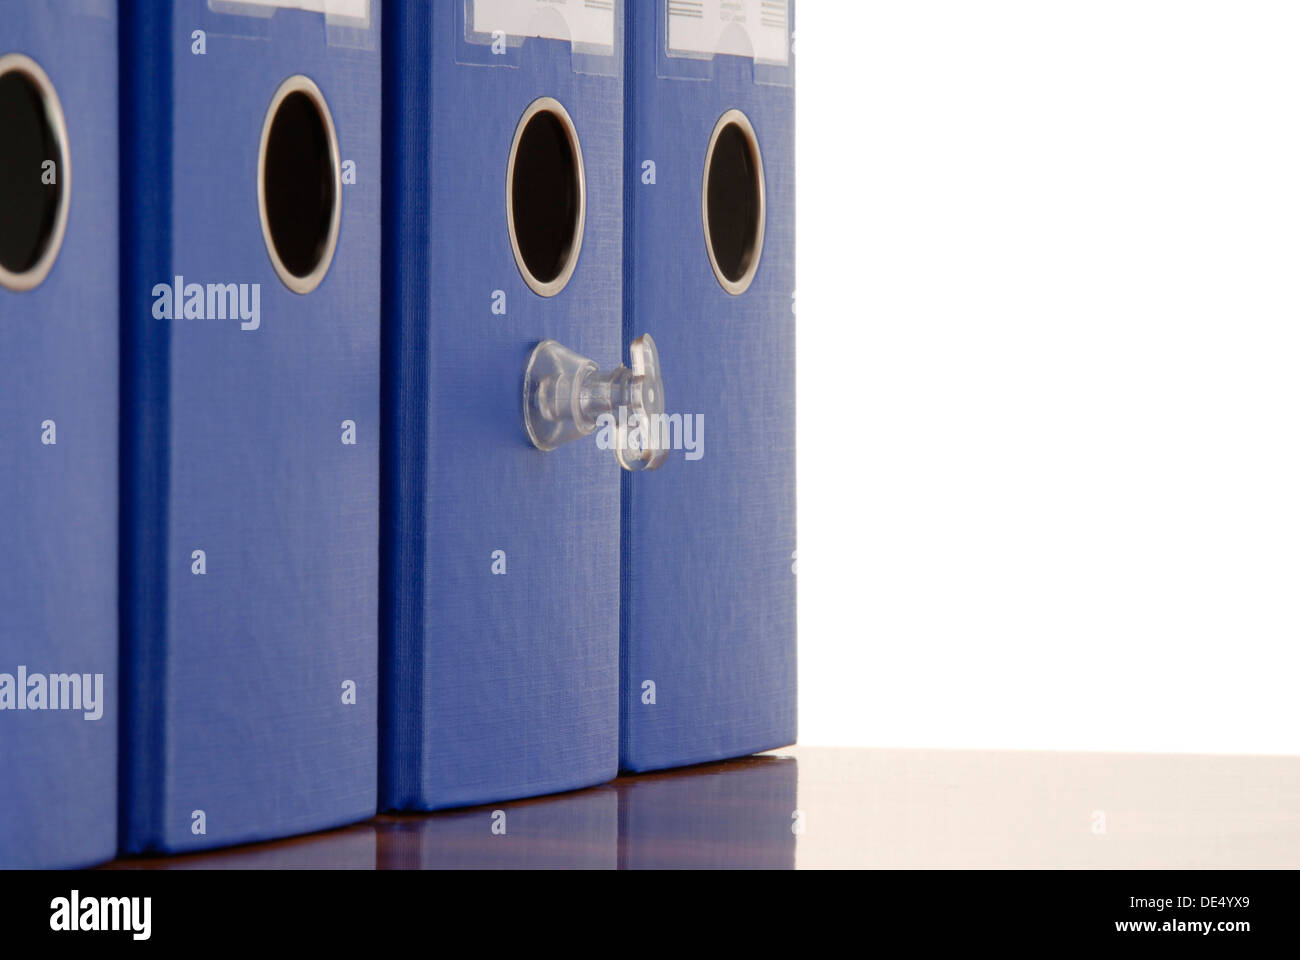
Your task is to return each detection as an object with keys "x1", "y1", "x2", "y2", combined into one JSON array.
[
  {"x1": 263, "y1": 89, "x2": 335, "y2": 281},
  {"x1": 0, "y1": 69, "x2": 63, "y2": 278},
  {"x1": 706, "y1": 121, "x2": 763, "y2": 287},
  {"x1": 511, "y1": 109, "x2": 581, "y2": 288}
]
